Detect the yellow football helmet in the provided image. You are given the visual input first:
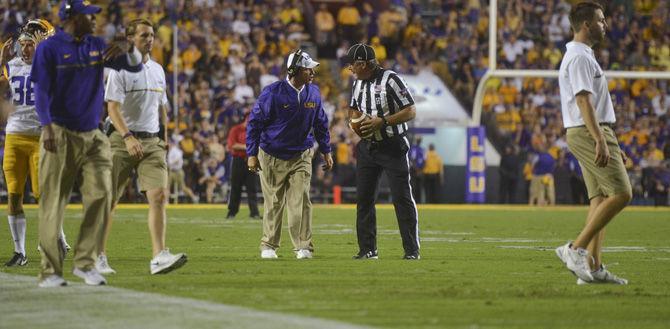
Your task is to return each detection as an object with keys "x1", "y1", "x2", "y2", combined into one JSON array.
[{"x1": 18, "y1": 19, "x2": 55, "y2": 44}]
